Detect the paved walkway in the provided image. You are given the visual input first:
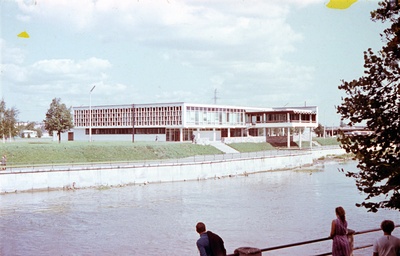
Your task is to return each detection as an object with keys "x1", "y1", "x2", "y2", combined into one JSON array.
[{"x1": 210, "y1": 141, "x2": 240, "y2": 153}]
